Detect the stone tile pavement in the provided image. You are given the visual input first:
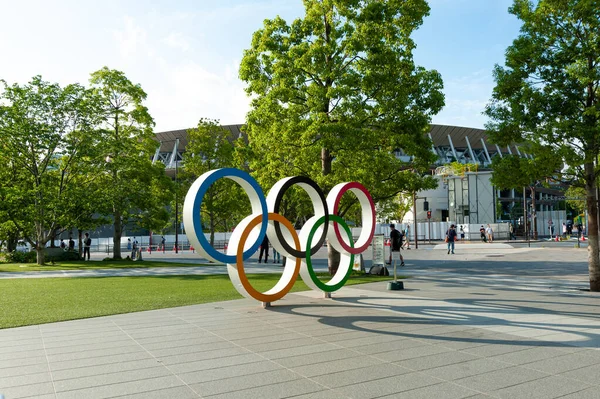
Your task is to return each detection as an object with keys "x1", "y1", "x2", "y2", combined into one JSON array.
[{"x1": 1, "y1": 267, "x2": 599, "y2": 399}]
